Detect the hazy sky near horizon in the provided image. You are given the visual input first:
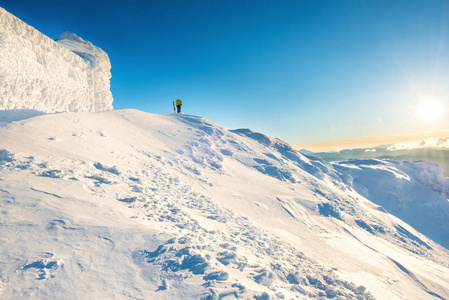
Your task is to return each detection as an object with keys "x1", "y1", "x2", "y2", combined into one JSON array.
[{"x1": 3, "y1": 0, "x2": 449, "y2": 151}]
